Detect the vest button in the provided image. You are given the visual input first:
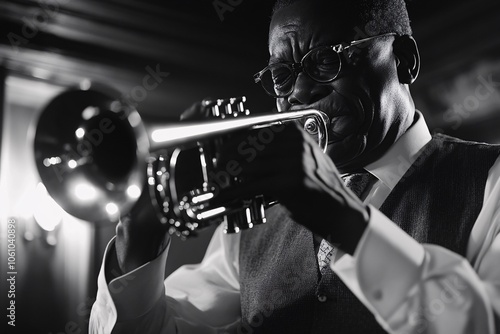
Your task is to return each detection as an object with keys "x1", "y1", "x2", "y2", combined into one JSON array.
[{"x1": 317, "y1": 295, "x2": 327, "y2": 302}]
